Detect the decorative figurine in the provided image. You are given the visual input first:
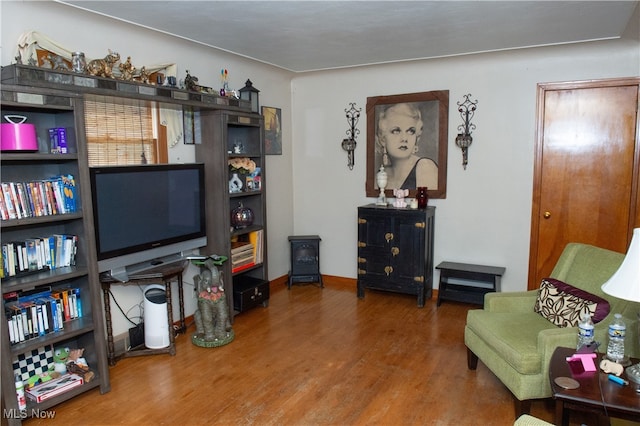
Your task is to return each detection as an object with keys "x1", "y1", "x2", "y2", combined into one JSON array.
[
  {"x1": 393, "y1": 188, "x2": 409, "y2": 208},
  {"x1": 118, "y1": 56, "x2": 136, "y2": 81},
  {"x1": 53, "y1": 347, "x2": 70, "y2": 375},
  {"x1": 138, "y1": 66, "x2": 150, "y2": 84},
  {"x1": 192, "y1": 257, "x2": 234, "y2": 348},
  {"x1": 71, "y1": 52, "x2": 86, "y2": 73},
  {"x1": 86, "y1": 50, "x2": 120, "y2": 78},
  {"x1": 65, "y1": 348, "x2": 95, "y2": 382},
  {"x1": 184, "y1": 70, "x2": 200, "y2": 92},
  {"x1": 41, "y1": 53, "x2": 71, "y2": 71}
]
